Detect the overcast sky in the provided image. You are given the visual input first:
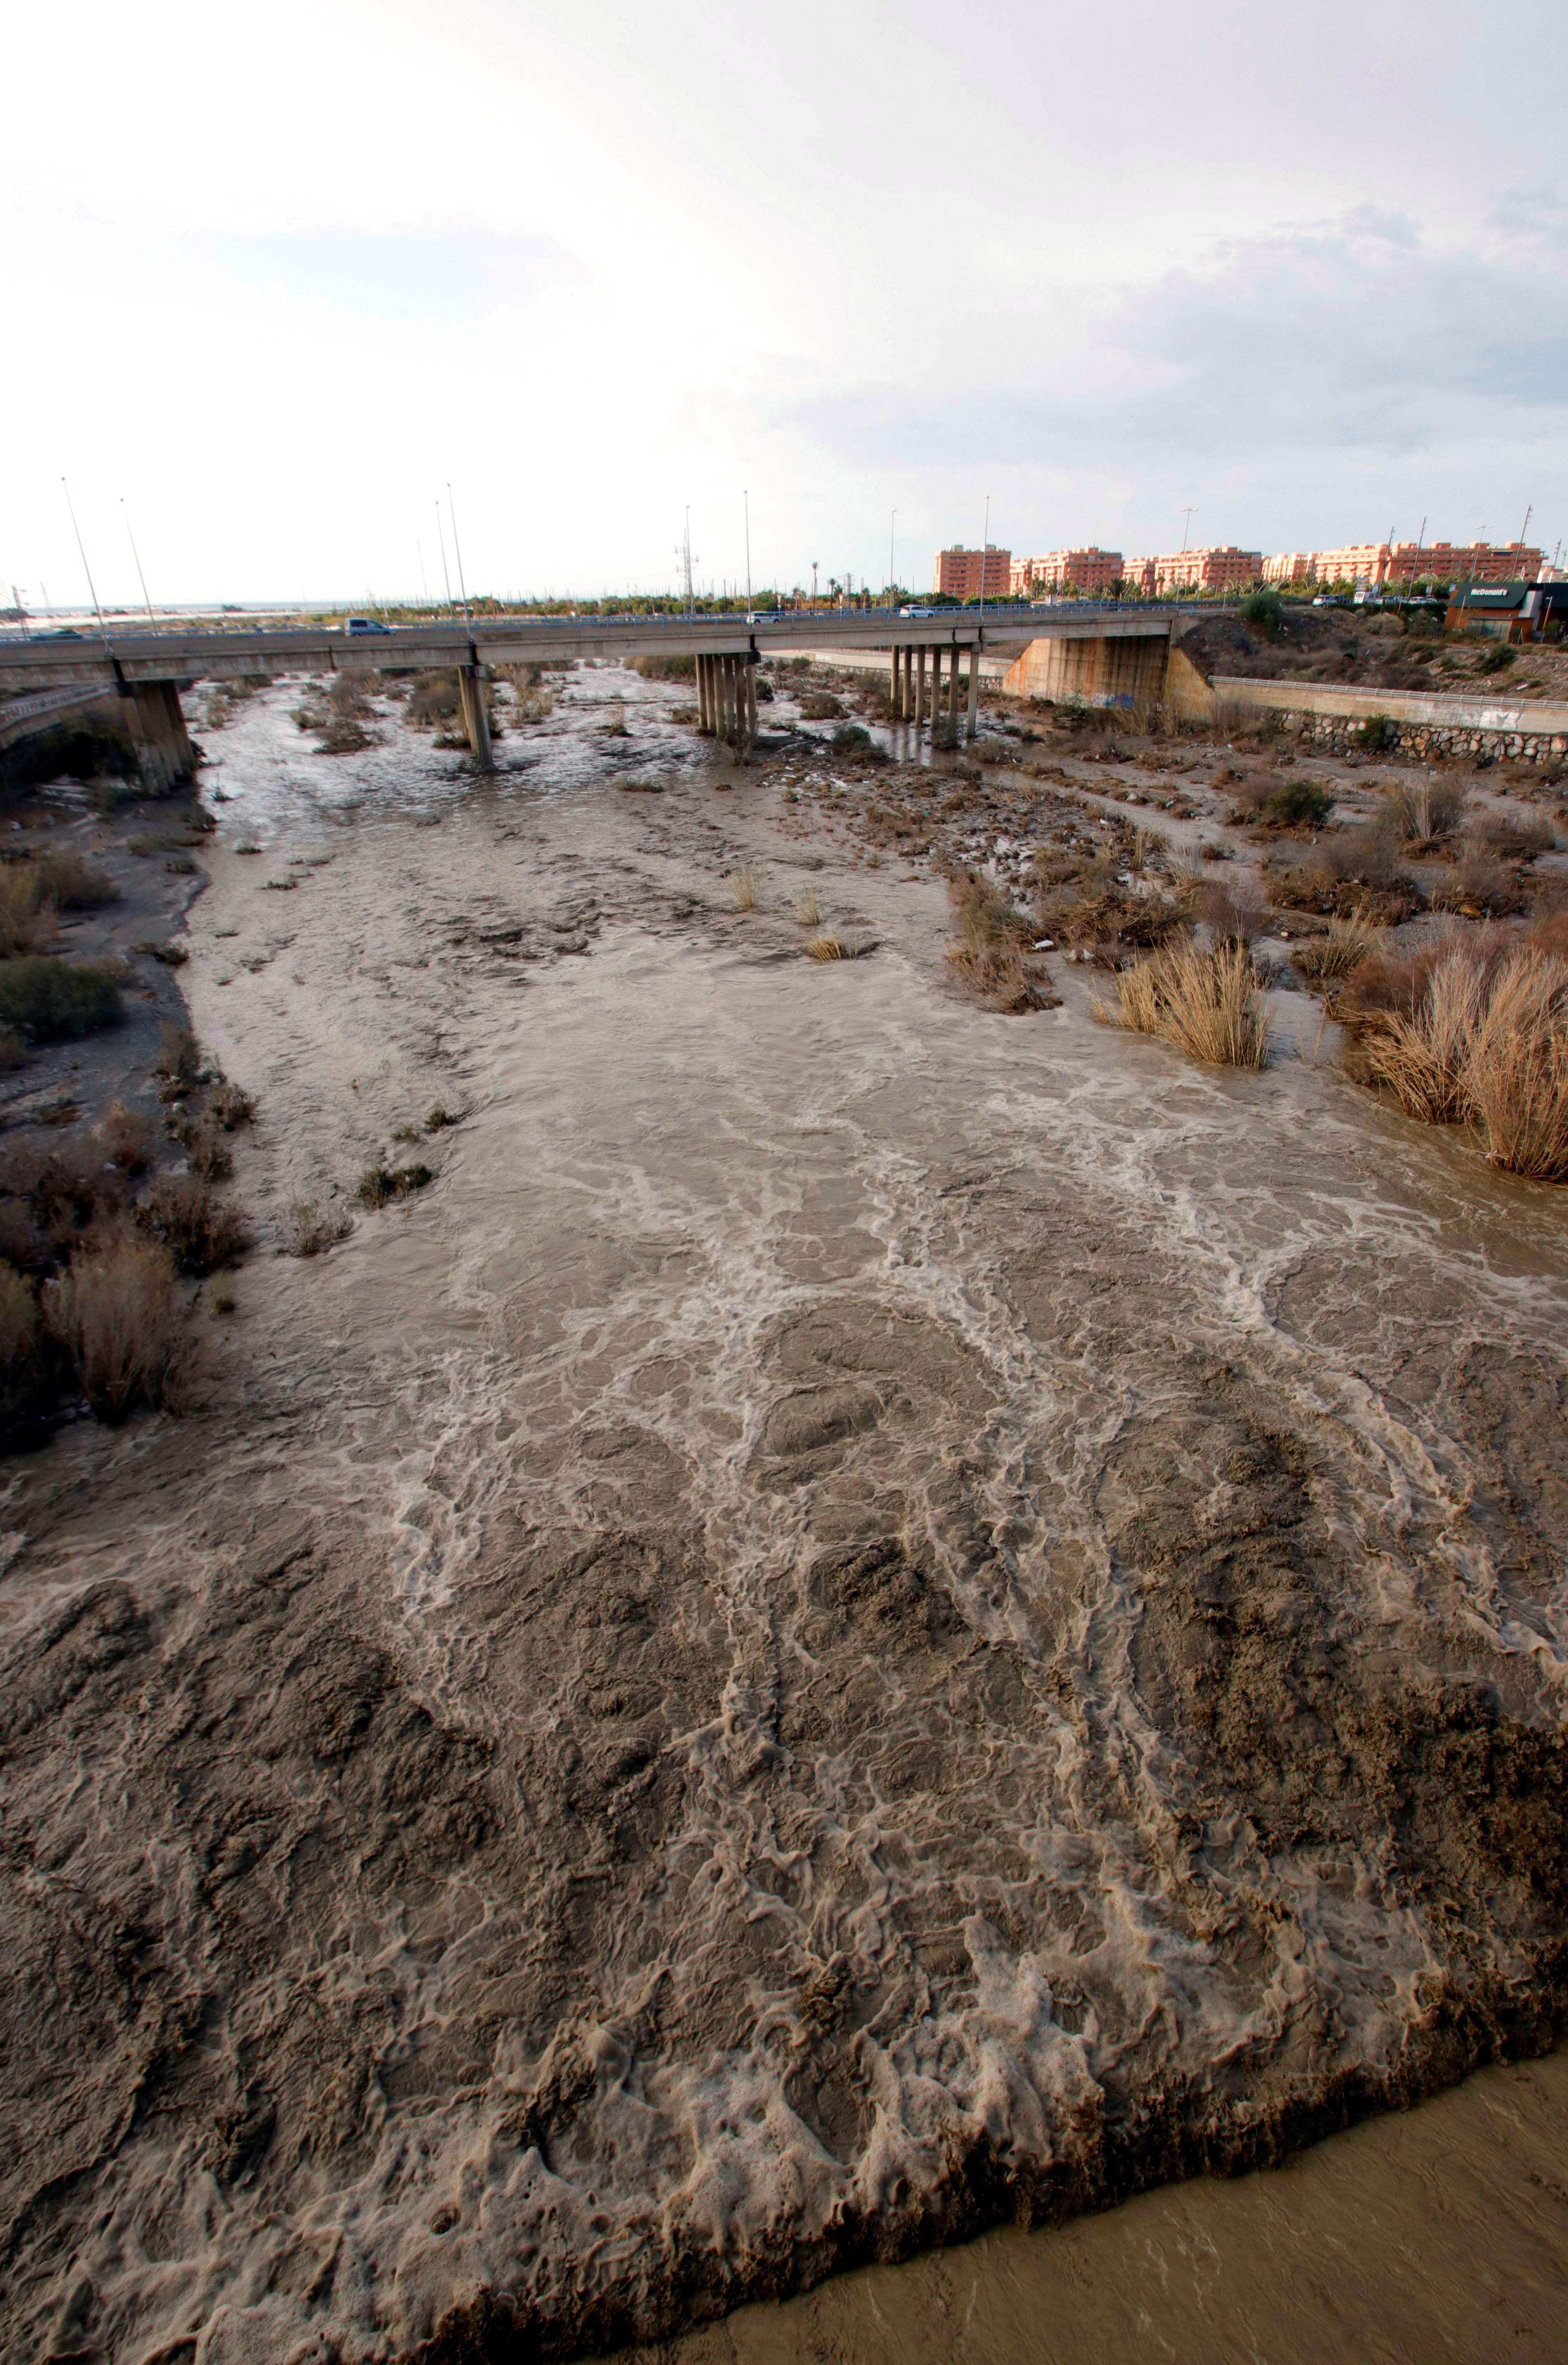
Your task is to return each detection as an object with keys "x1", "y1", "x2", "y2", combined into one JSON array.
[{"x1": 5, "y1": 0, "x2": 1566, "y2": 605}]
